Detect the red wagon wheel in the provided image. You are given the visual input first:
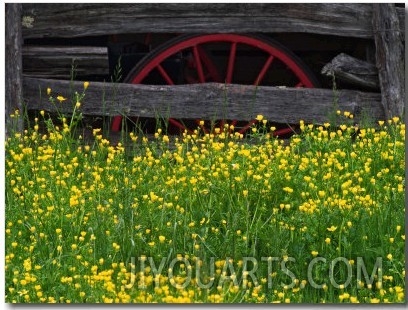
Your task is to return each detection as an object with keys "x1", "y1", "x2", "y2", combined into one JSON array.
[{"x1": 111, "y1": 33, "x2": 319, "y2": 136}]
